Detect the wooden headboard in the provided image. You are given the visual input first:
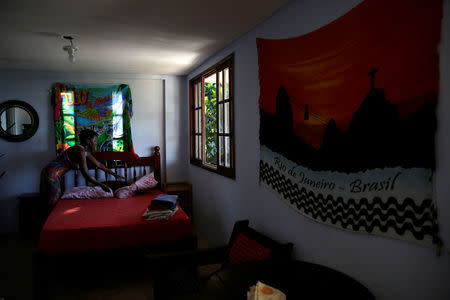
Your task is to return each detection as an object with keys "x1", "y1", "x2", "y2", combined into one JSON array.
[{"x1": 69, "y1": 146, "x2": 161, "y2": 189}]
